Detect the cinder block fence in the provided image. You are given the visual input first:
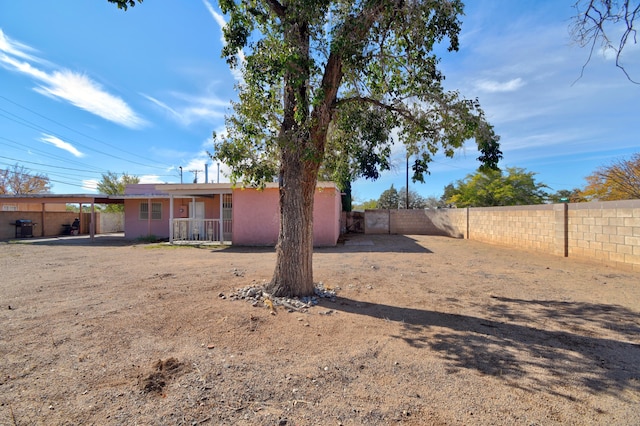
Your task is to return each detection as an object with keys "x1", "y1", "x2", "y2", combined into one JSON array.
[{"x1": 364, "y1": 199, "x2": 640, "y2": 272}]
